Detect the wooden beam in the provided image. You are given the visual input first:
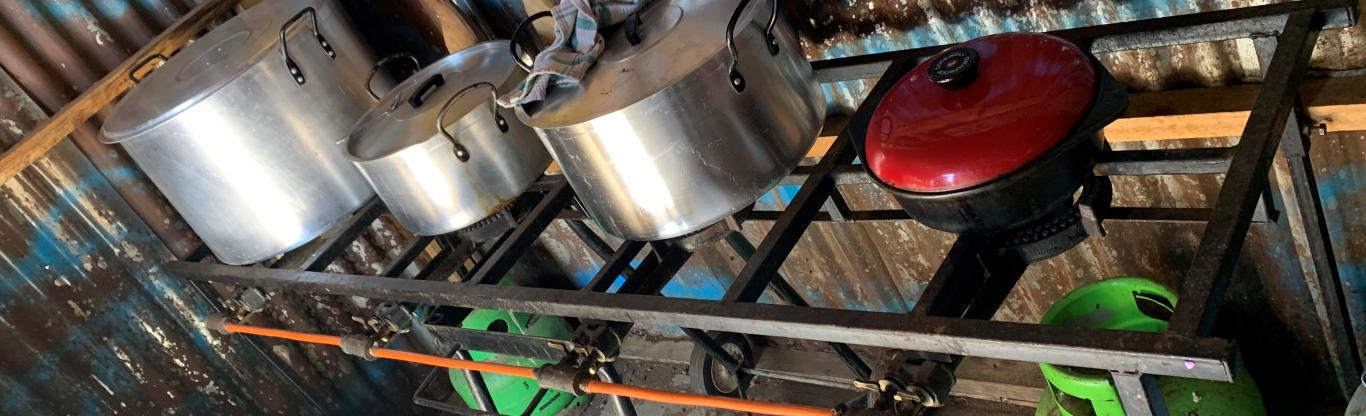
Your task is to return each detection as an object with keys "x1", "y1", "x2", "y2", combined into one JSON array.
[
  {"x1": 1106, "y1": 75, "x2": 1366, "y2": 142},
  {"x1": 0, "y1": 0, "x2": 239, "y2": 184},
  {"x1": 806, "y1": 75, "x2": 1366, "y2": 157}
]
